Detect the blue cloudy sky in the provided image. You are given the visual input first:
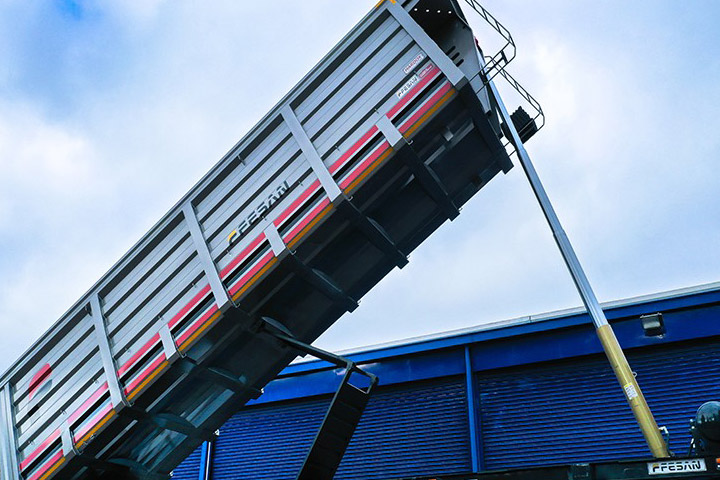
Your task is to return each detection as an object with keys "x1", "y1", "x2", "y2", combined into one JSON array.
[{"x1": 0, "y1": 1, "x2": 718, "y2": 371}]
